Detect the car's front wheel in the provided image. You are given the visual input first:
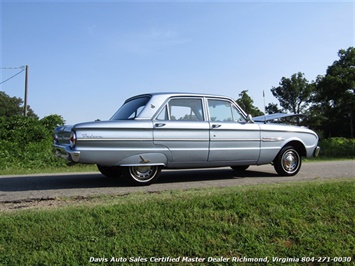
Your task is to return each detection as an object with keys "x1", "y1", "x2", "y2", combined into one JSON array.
[
  {"x1": 273, "y1": 146, "x2": 301, "y2": 176},
  {"x1": 97, "y1": 165, "x2": 123, "y2": 178},
  {"x1": 124, "y1": 166, "x2": 161, "y2": 186}
]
